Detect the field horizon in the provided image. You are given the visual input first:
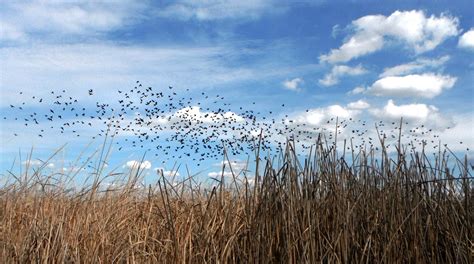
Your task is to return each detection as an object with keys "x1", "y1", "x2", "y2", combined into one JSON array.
[{"x1": 1, "y1": 132, "x2": 472, "y2": 263}]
